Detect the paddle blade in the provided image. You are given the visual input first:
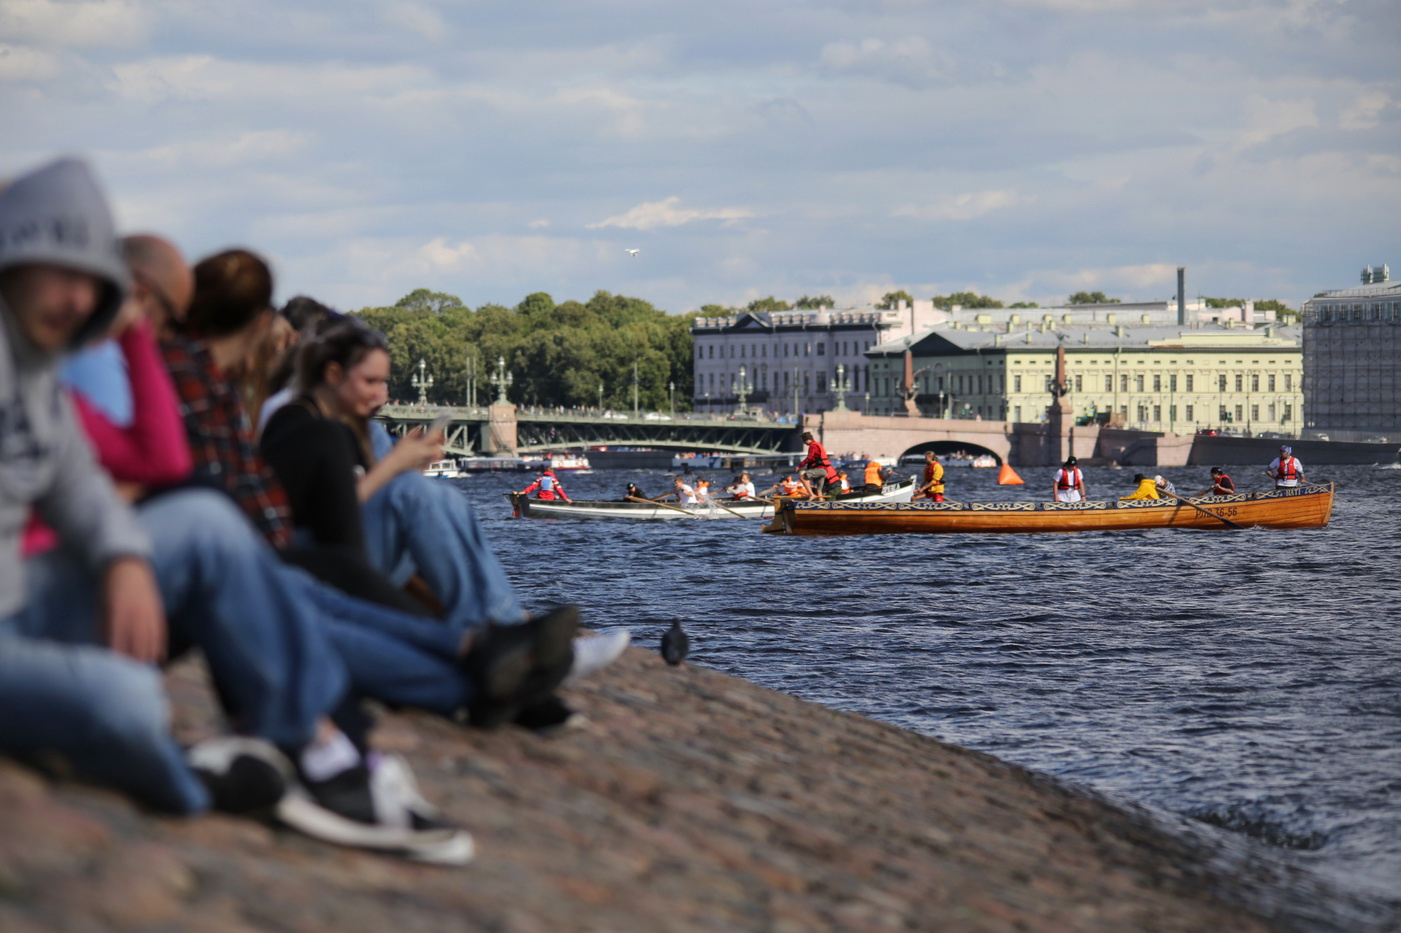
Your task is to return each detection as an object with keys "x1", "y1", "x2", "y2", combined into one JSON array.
[{"x1": 997, "y1": 463, "x2": 1025, "y2": 485}]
